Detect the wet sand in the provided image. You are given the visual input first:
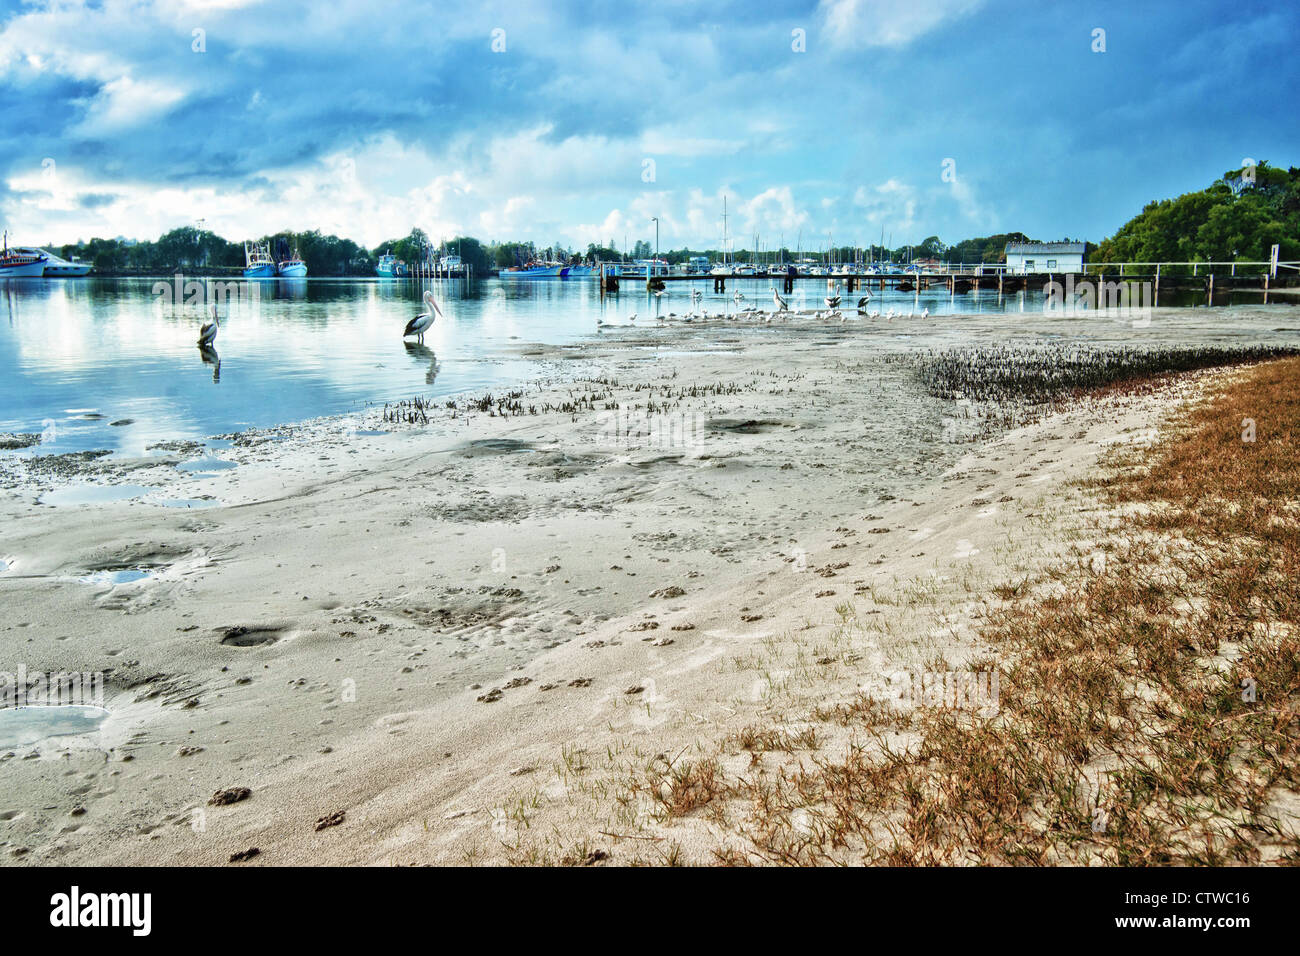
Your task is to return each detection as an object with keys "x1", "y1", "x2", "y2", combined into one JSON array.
[{"x1": 0, "y1": 305, "x2": 1296, "y2": 865}]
